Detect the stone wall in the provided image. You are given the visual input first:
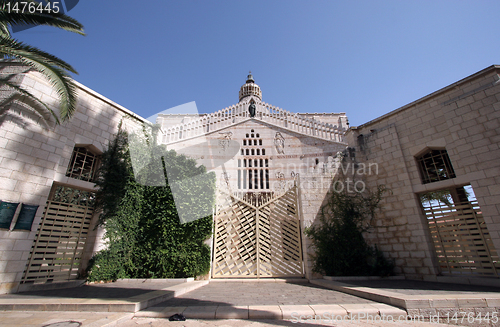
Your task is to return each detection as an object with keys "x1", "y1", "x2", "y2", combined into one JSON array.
[
  {"x1": 164, "y1": 118, "x2": 347, "y2": 278},
  {"x1": 345, "y1": 65, "x2": 500, "y2": 280},
  {"x1": 0, "y1": 63, "x2": 146, "y2": 293}
]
